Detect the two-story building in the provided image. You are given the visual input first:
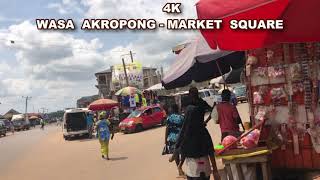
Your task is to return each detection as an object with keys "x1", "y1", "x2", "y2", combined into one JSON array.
[{"x1": 95, "y1": 66, "x2": 161, "y2": 98}]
